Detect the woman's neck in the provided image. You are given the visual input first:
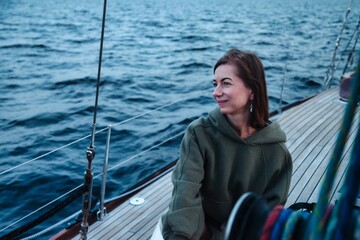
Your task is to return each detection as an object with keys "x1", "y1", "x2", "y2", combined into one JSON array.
[{"x1": 226, "y1": 112, "x2": 255, "y2": 139}]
